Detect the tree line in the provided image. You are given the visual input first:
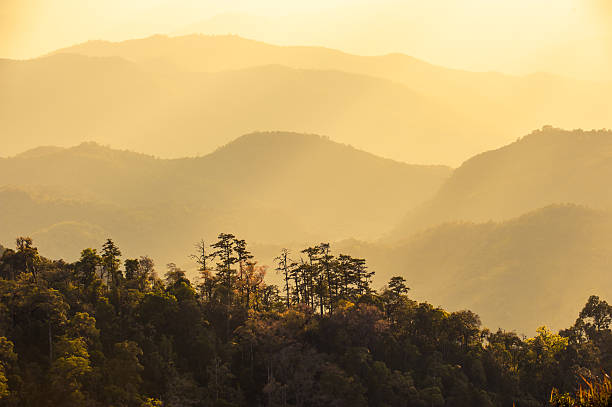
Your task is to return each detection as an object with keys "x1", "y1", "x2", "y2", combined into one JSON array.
[{"x1": 0, "y1": 234, "x2": 609, "y2": 406}]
